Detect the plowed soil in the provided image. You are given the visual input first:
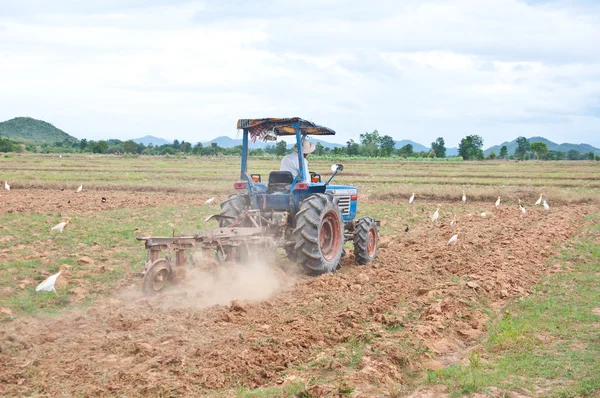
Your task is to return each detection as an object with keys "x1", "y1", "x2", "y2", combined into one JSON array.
[
  {"x1": 0, "y1": 189, "x2": 213, "y2": 214},
  {"x1": 0, "y1": 197, "x2": 594, "y2": 397}
]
